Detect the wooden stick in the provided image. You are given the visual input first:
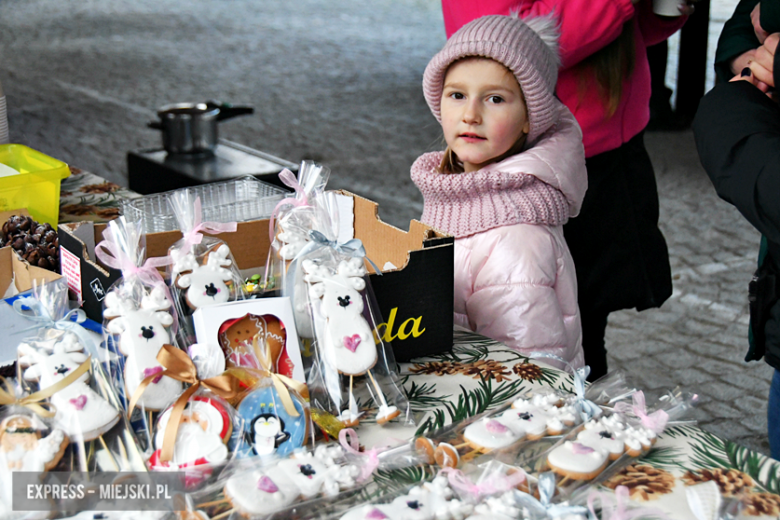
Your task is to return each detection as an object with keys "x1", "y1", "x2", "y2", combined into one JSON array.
[
  {"x1": 452, "y1": 442, "x2": 470, "y2": 450},
  {"x1": 366, "y1": 370, "x2": 388, "y2": 407},
  {"x1": 211, "y1": 508, "x2": 235, "y2": 520},
  {"x1": 98, "y1": 435, "x2": 120, "y2": 471},
  {"x1": 558, "y1": 475, "x2": 571, "y2": 487},
  {"x1": 196, "y1": 498, "x2": 230, "y2": 508},
  {"x1": 349, "y1": 375, "x2": 354, "y2": 403}
]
